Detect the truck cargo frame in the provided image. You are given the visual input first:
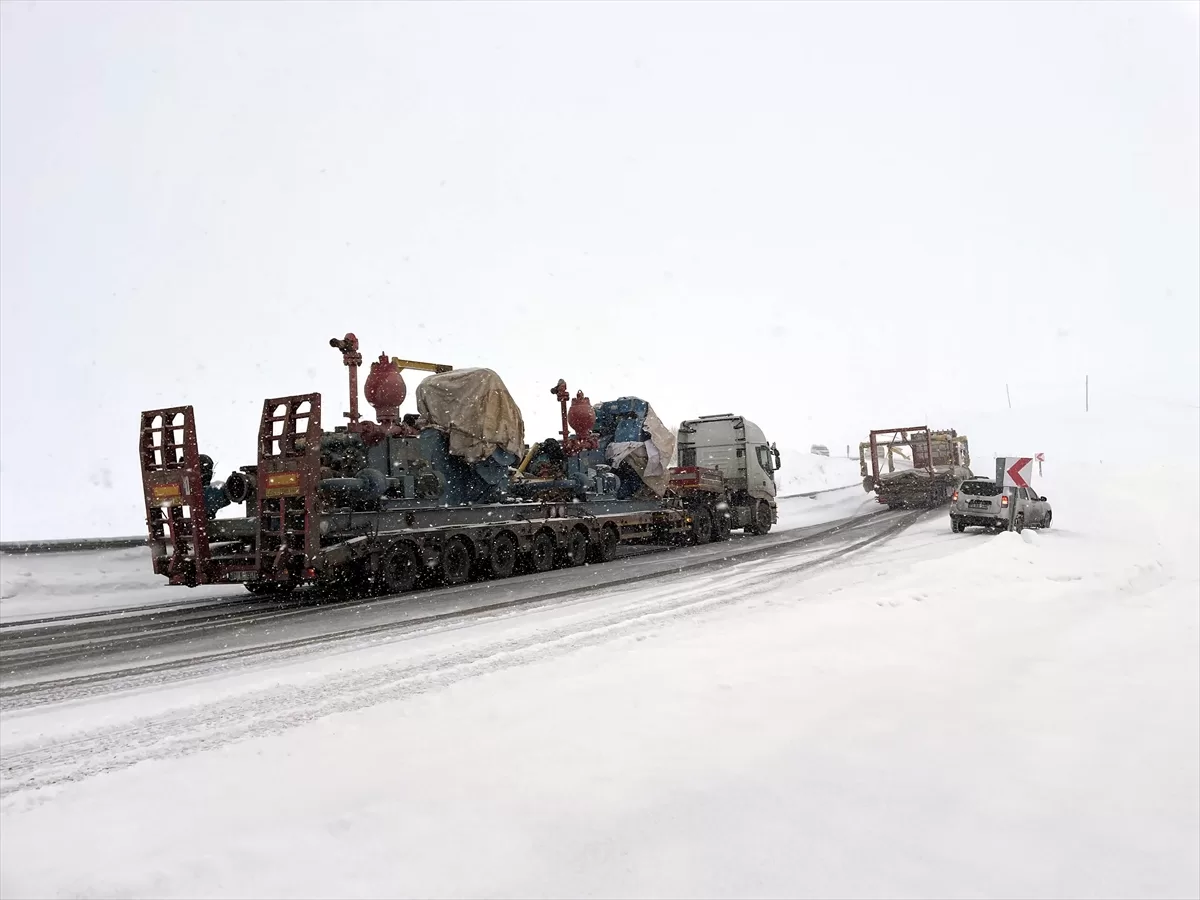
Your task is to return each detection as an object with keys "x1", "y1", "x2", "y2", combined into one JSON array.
[{"x1": 858, "y1": 425, "x2": 971, "y2": 510}]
